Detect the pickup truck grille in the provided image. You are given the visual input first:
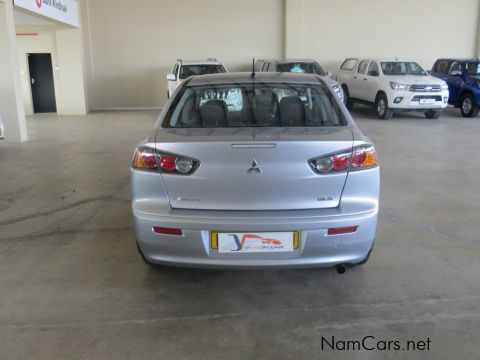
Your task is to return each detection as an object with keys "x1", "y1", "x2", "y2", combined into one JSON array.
[{"x1": 409, "y1": 84, "x2": 442, "y2": 92}]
